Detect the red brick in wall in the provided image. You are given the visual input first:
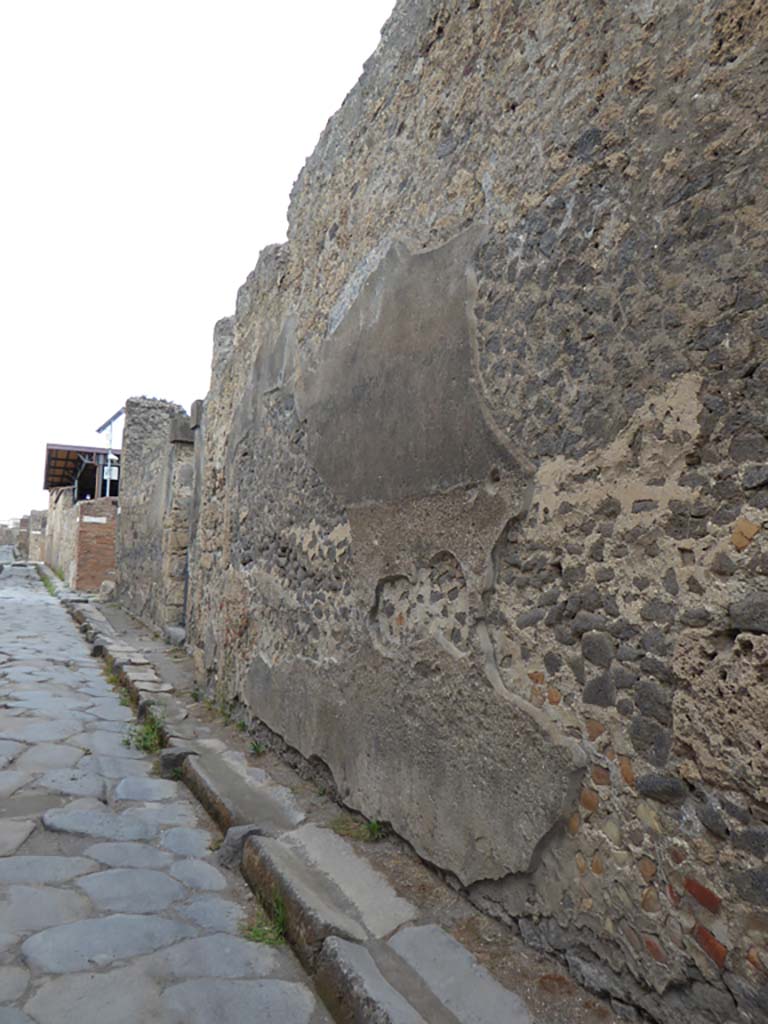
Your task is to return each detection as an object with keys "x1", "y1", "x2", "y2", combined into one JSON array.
[{"x1": 73, "y1": 498, "x2": 118, "y2": 591}]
